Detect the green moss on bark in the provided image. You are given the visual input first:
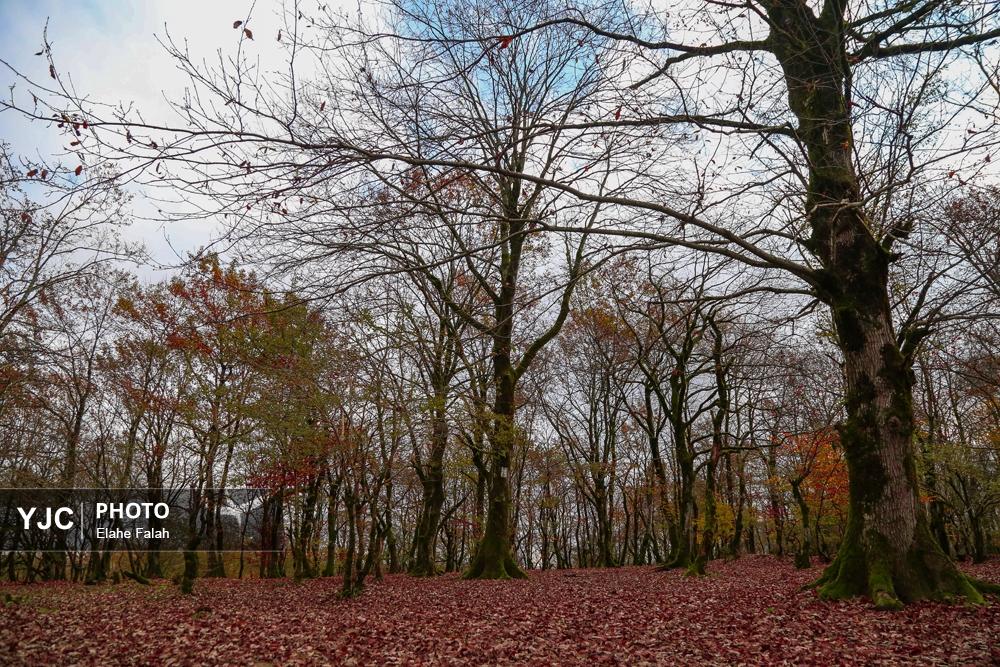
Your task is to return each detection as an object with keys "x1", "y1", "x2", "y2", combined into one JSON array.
[{"x1": 464, "y1": 529, "x2": 527, "y2": 580}]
